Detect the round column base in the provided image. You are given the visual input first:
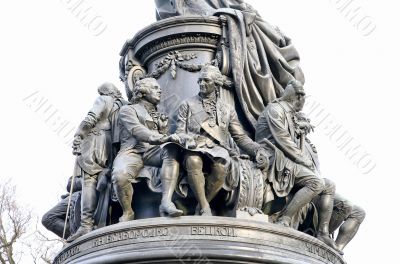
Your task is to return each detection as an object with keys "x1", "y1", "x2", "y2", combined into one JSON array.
[{"x1": 54, "y1": 216, "x2": 345, "y2": 264}]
